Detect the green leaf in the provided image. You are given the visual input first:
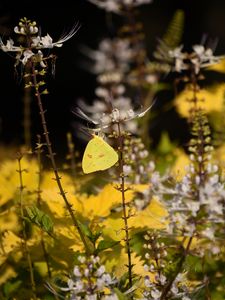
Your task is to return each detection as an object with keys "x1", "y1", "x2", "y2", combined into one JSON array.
[
  {"x1": 3, "y1": 280, "x2": 22, "y2": 297},
  {"x1": 114, "y1": 288, "x2": 127, "y2": 300},
  {"x1": 25, "y1": 206, "x2": 54, "y2": 234},
  {"x1": 78, "y1": 221, "x2": 93, "y2": 239},
  {"x1": 97, "y1": 239, "x2": 119, "y2": 252},
  {"x1": 41, "y1": 214, "x2": 54, "y2": 233},
  {"x1": 154, "y1": 9, "x2": 185, "y2": 62}
]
